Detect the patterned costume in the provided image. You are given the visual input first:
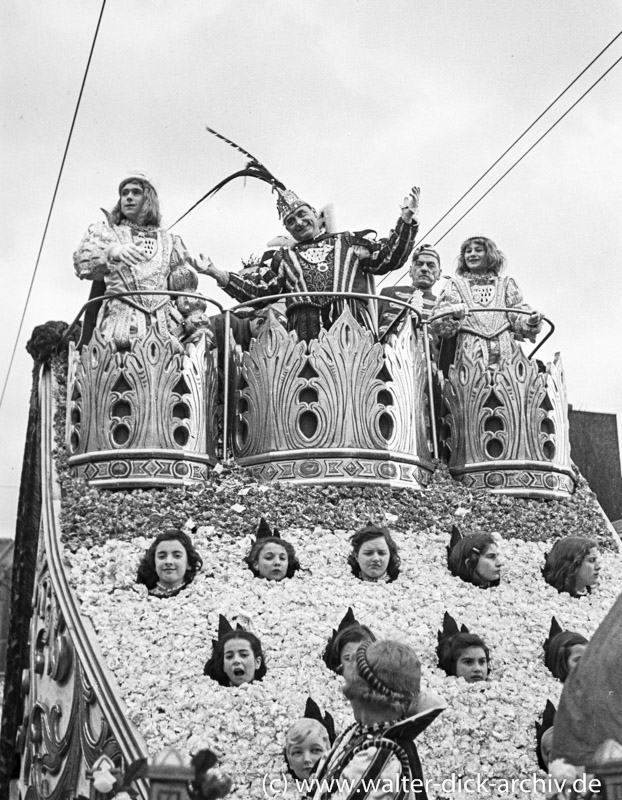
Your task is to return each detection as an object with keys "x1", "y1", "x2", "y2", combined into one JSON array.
[
  {"x1": 74, "y1": 214, "x2": 199, "y2": 350},
  {"x1": 431, "y1": 273, "x2": 542, "y2": 368},
  {"x1": 307, "y1": 693, "x2": 445, "y2": 800},
  {"x1": 223, "y1": 219, "x2": 418, "y2": 341}
]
